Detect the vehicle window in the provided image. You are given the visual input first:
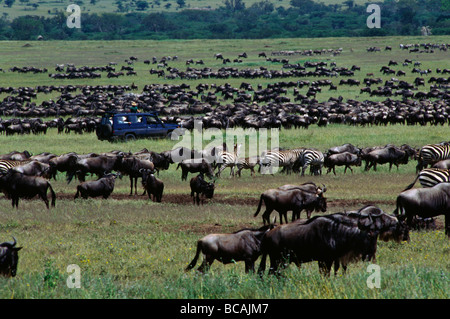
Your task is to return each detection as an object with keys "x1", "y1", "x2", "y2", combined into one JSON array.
[
  {"x1": 147, "y1": 116, "x2": 158, "y2": 124},
  {"x1": 137, "y1": 115, "x2": 144, "y2": 123}
]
